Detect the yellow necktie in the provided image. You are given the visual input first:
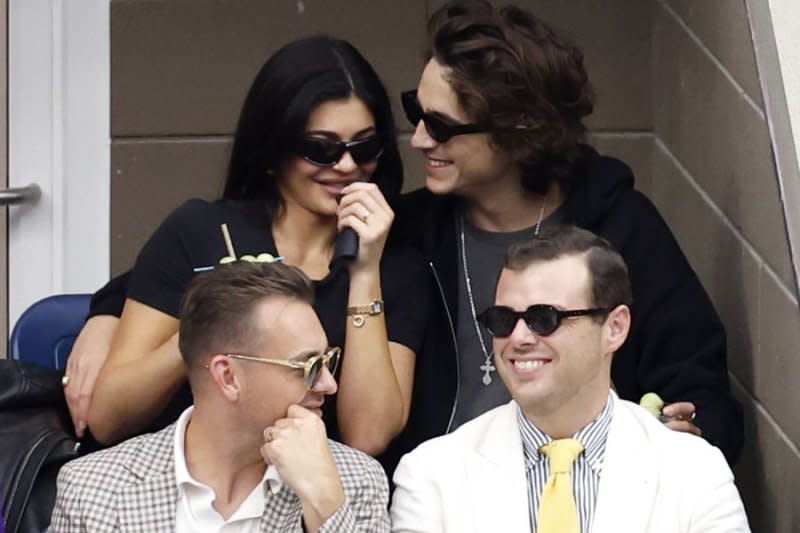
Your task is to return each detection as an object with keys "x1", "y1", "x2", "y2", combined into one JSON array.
[{"x1": 536, "y1": 438, "x2": 584, "y2": 533}]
